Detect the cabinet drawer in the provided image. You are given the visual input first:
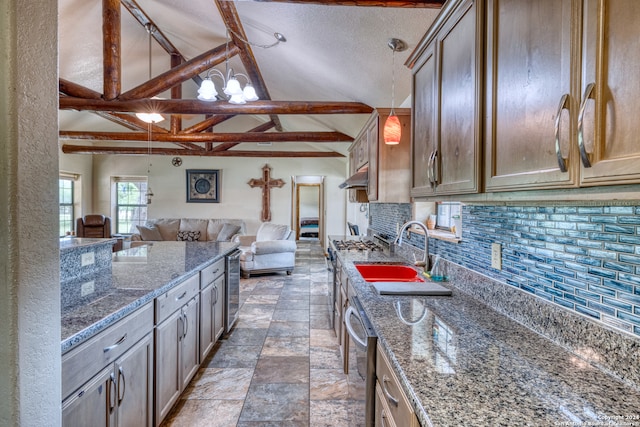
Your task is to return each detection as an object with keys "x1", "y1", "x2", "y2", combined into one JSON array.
[
  {"x1": 155, "y1": 273, "x2": 200, "y2": 324},
  {"x1": 62, "y1": 302, "x2": 154, "y2": 400},
  {"x1": 375, "y1": 382, "x2": 398, "y2": 427},
  {"x1": 376, "y1": 344, "x2": 419, "y2": 427},
  {"x1": 200, "y1": 257, "x2": 225, "y2": 288}
]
